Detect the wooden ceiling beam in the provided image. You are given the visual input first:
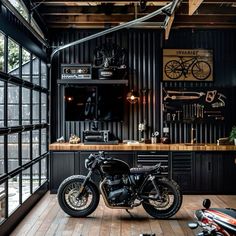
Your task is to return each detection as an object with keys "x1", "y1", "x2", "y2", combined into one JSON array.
[
  {"x1": 44, "y1": 14, "x2": 165, "y2": 23},
  {"x1": 188, "y1": 0, "x2": 204, "y2": 15}
]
